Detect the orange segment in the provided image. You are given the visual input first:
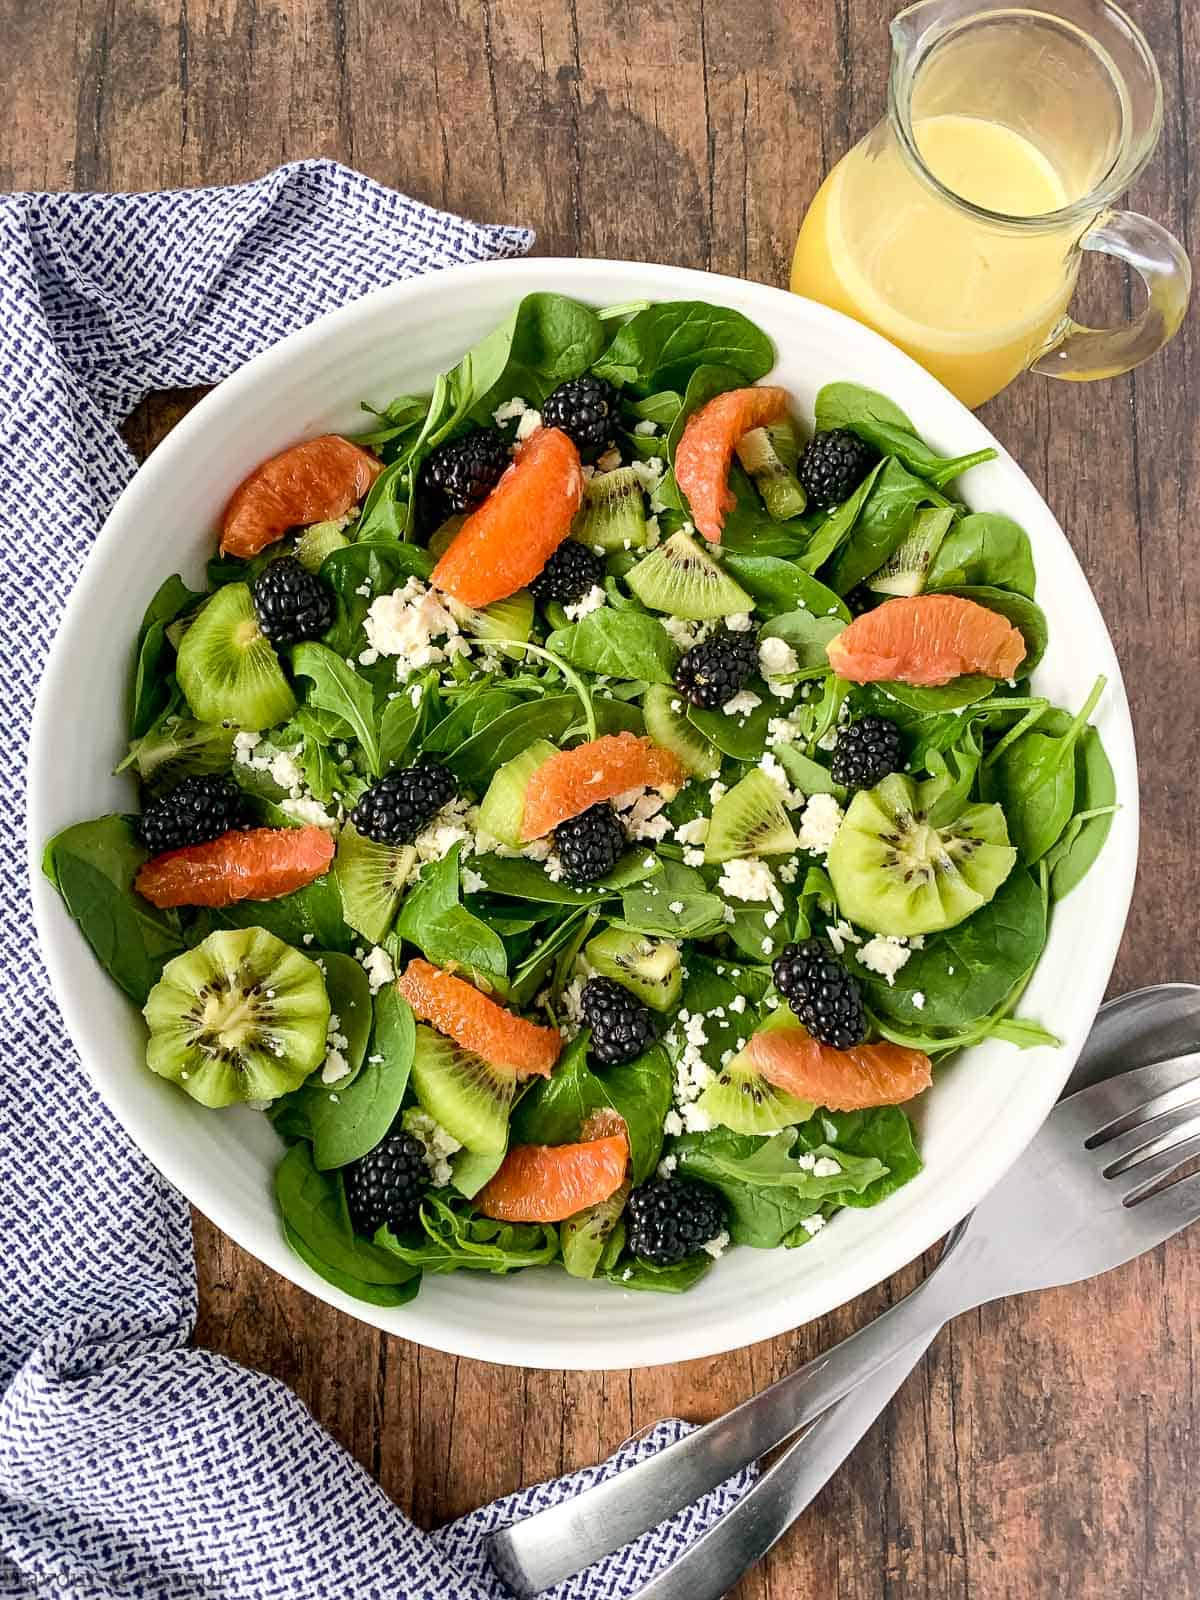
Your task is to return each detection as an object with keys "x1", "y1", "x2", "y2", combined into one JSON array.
[
  {"x1": 476, "y1": 1134, "x2": 630, "y2": 1223},
  {"x1": 675, "y1": 385, "x2": 790, "y2": 541},
  {"x1": 135, "y1": 826, "x2": 335, "y2": 908},
  {"x1": 396, "y1": 958, "x2": 560, "y2": 1077},
  {"x1": 520, "y1": 732, "x2": 686, "y2": 841},
  {"x1": 747, "y1": 1025, "x2": 933, "y2": 1111},
  {"x1": 826, "y1": 593, "x2": 1026, "y2": 687},
  {"x1": 220, "y1": 436, "x2": 382, "y2": 557},
  {"x1": 430, "y1": 426, "x2": 584, "y2": 607}
]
